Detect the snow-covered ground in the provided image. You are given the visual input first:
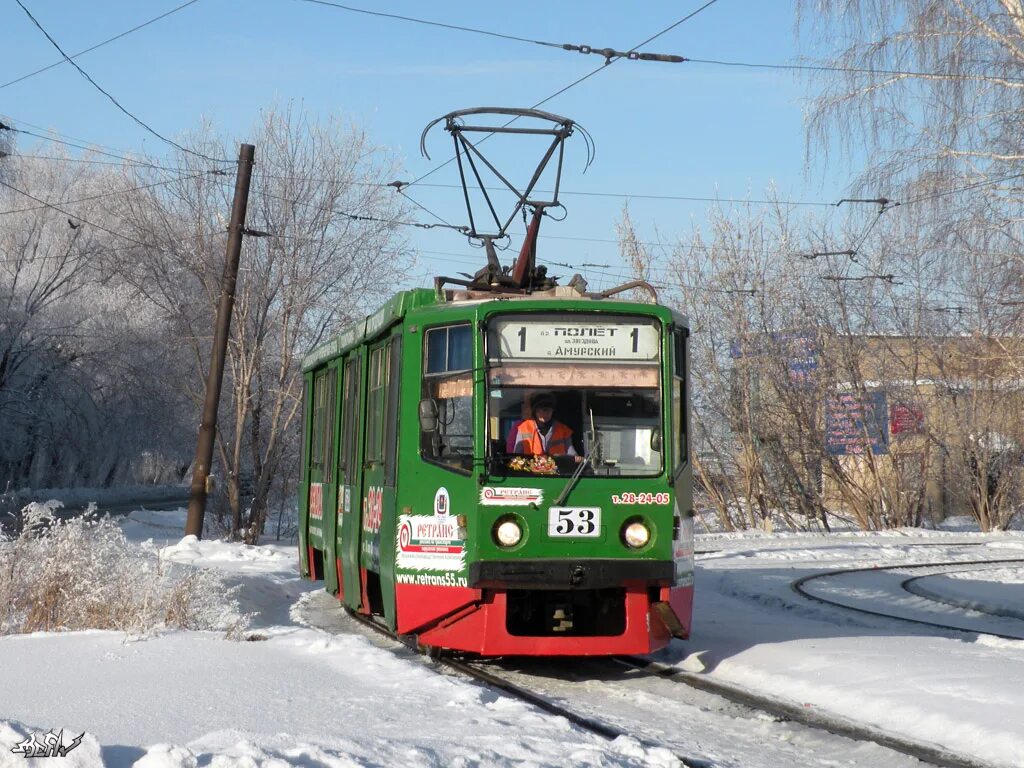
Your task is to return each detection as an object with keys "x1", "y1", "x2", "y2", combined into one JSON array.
[{"x1": 2, "y1": 506, "x2": 1023, "y2": 767}]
